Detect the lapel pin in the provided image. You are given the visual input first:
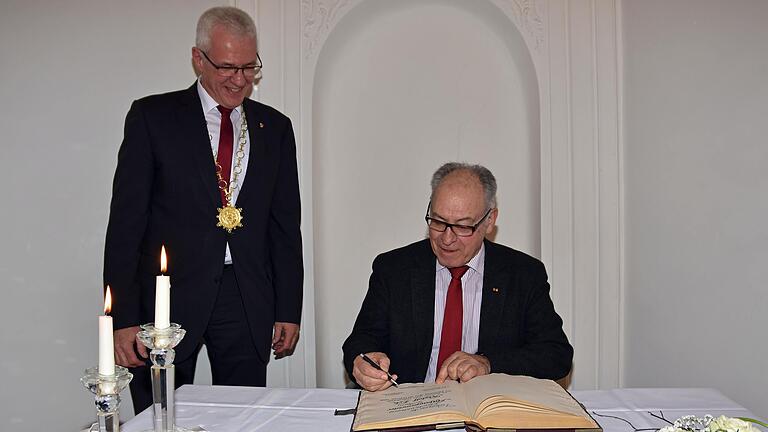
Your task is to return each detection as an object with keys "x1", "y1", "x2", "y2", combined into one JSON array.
[
  {"x1": 492, "y1": 287, "x2": 500, "y2": 294},
  {"x1": 259, "y1": 122, "x2": 264, "y2": 128}
]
